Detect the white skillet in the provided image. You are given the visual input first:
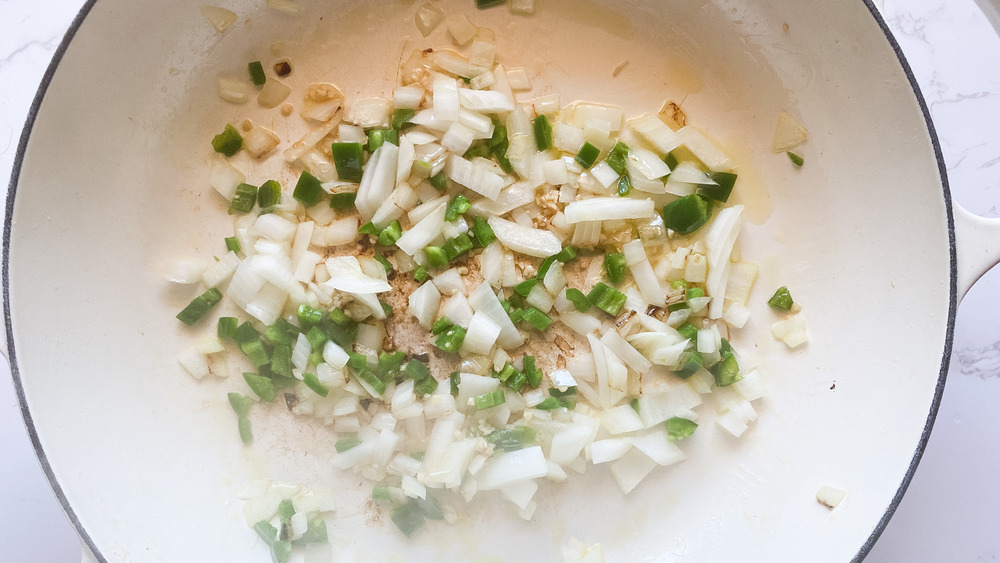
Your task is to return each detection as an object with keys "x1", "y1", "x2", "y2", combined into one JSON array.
[{"x1": 6, "y1": 0, "x2": 1000, "y2": 560}]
